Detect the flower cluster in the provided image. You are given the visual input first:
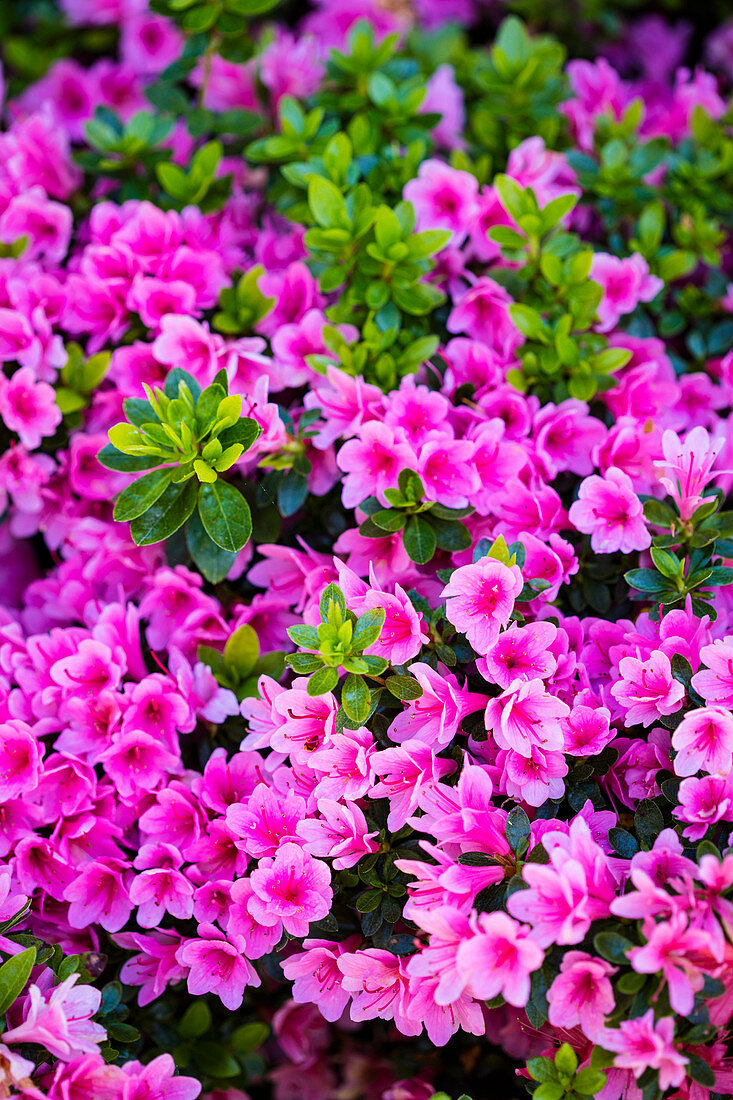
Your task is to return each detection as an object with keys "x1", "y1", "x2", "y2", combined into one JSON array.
[{"x1": 1, "y1": 1, "x2": 733, "y2": 1099}]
